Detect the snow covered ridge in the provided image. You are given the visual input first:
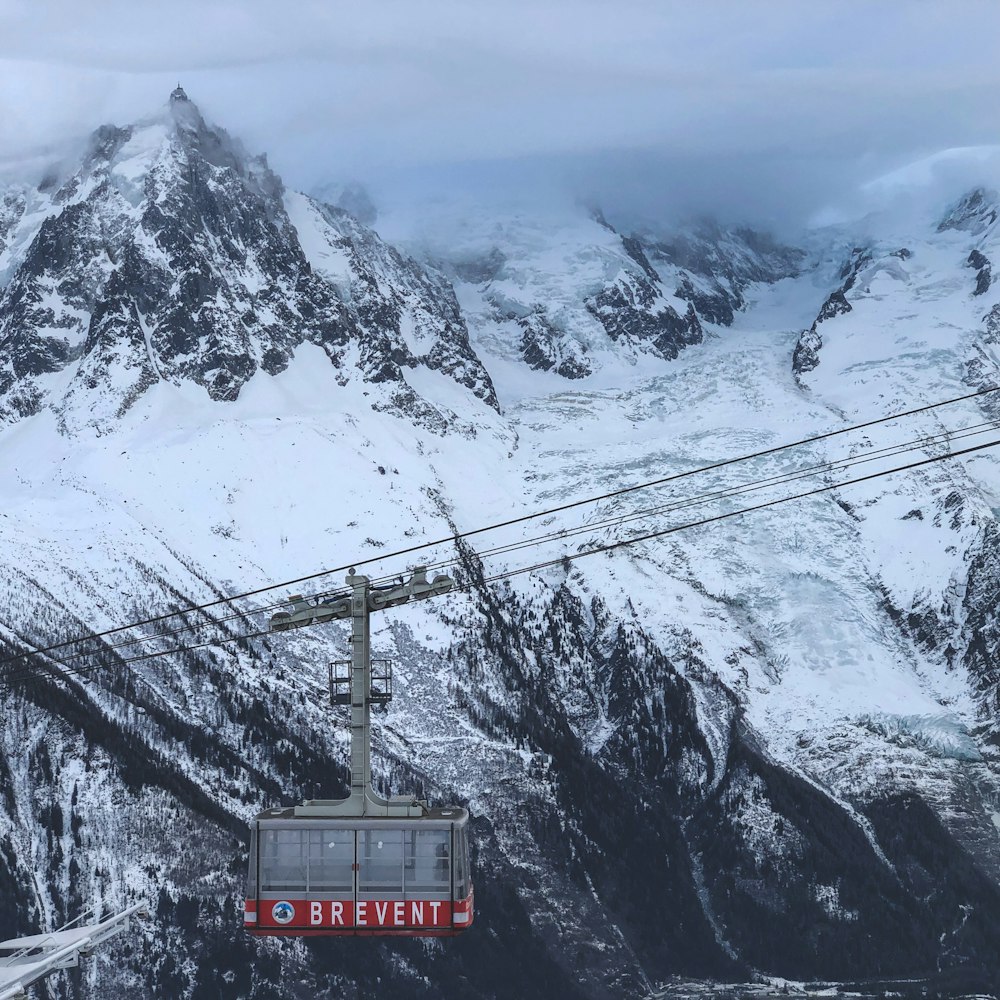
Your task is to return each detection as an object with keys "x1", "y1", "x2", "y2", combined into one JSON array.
[
  {"x1": 381, "y1": 202, "x2": 804, "y2": 383},
  {"x1": 0, "y1": 89, "x2": 804, "y2": 437},
  {"x1": 0, "y1": 88, "x2": 497, "y2": 436}
]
